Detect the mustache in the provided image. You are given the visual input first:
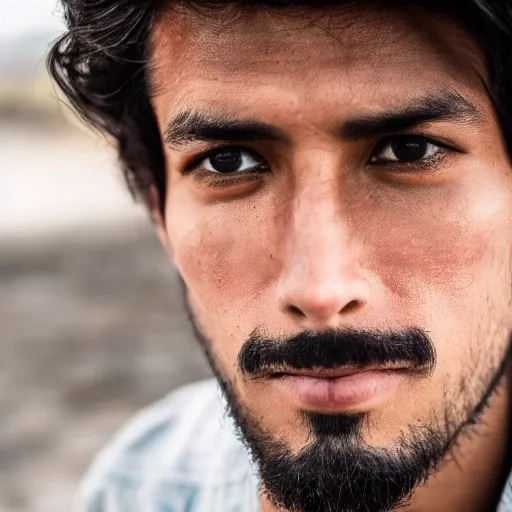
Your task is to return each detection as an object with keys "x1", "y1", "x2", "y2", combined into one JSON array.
[{"x1": 238, "y1": 327, "x2": 436, "y2": 377}]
